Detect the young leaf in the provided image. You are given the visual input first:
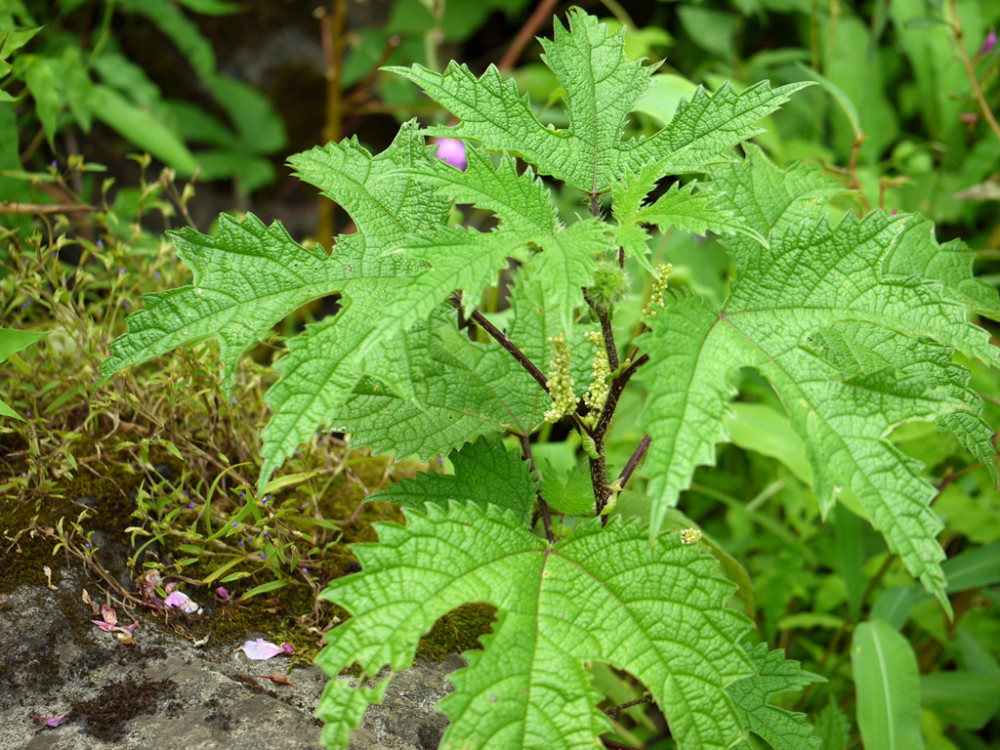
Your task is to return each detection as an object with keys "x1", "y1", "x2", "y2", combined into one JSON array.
[
  {"x1": 726, "y1": 644, "x2": 824, "y2": 750},
  {"x1": 812, "y1": 699, "x2": 850, "y2": 750},
  {"x1": 365, "y1": 436, "x2": 536, "y2": 519},
  {"x1": 389, "y1": 8, "x2": 810, "y2": 194},
  {"x1": 316, "y1": 504, "x2": 754, "y2": 750},
  {"x1": 638, "y1": 151, "x2": 997, "y2": 610}
]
